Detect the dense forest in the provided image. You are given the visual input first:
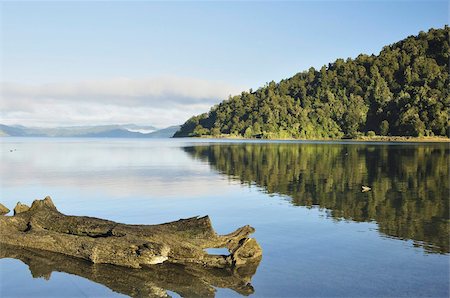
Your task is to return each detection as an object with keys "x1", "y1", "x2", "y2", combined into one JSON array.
[
  {"x1": 175, "y1": 27, "x2": 449, "y2": 139},
  {"x1": 185, "y1": 143, "x2": 449, "y2": 253}
]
